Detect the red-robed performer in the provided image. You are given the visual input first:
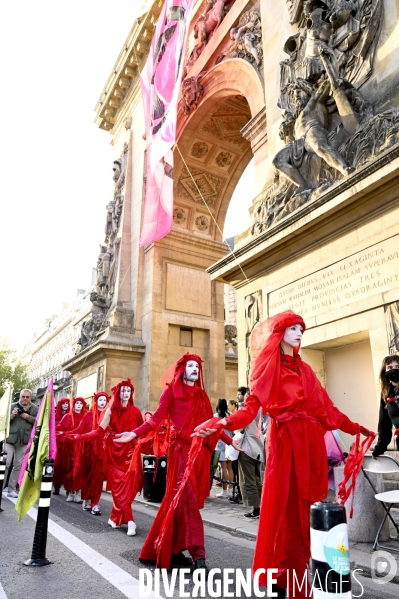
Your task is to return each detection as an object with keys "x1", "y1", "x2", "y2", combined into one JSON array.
[
  {"x1": 194, "y1": 312, "x2": 375, "y2": 598},
  {"x1": 55, "y1": 397, "x2": 70, "y2": 426},
  {"x1": 55, "y1": 397, "x2": 87, "y2": 502},
  {"x1": 68, "y1": 391, "x2": 111, "y2": 515},
  {"x1": 78, "y1": 379, "x2": 143, "y2": 536},
  {"x1": 53, "y1": 398, "x2": 70, "y2": 495},
  {"x1": 115, "y1": 353, "x2": 241, "y2": 571}
]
